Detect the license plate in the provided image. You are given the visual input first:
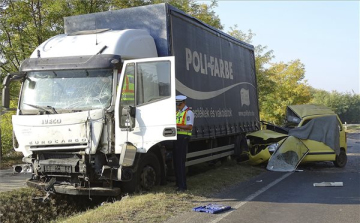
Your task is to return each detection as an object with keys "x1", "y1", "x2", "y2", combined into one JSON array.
[{"x1": 44, "y1": 165, "x2": 72, "y2": 173}]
